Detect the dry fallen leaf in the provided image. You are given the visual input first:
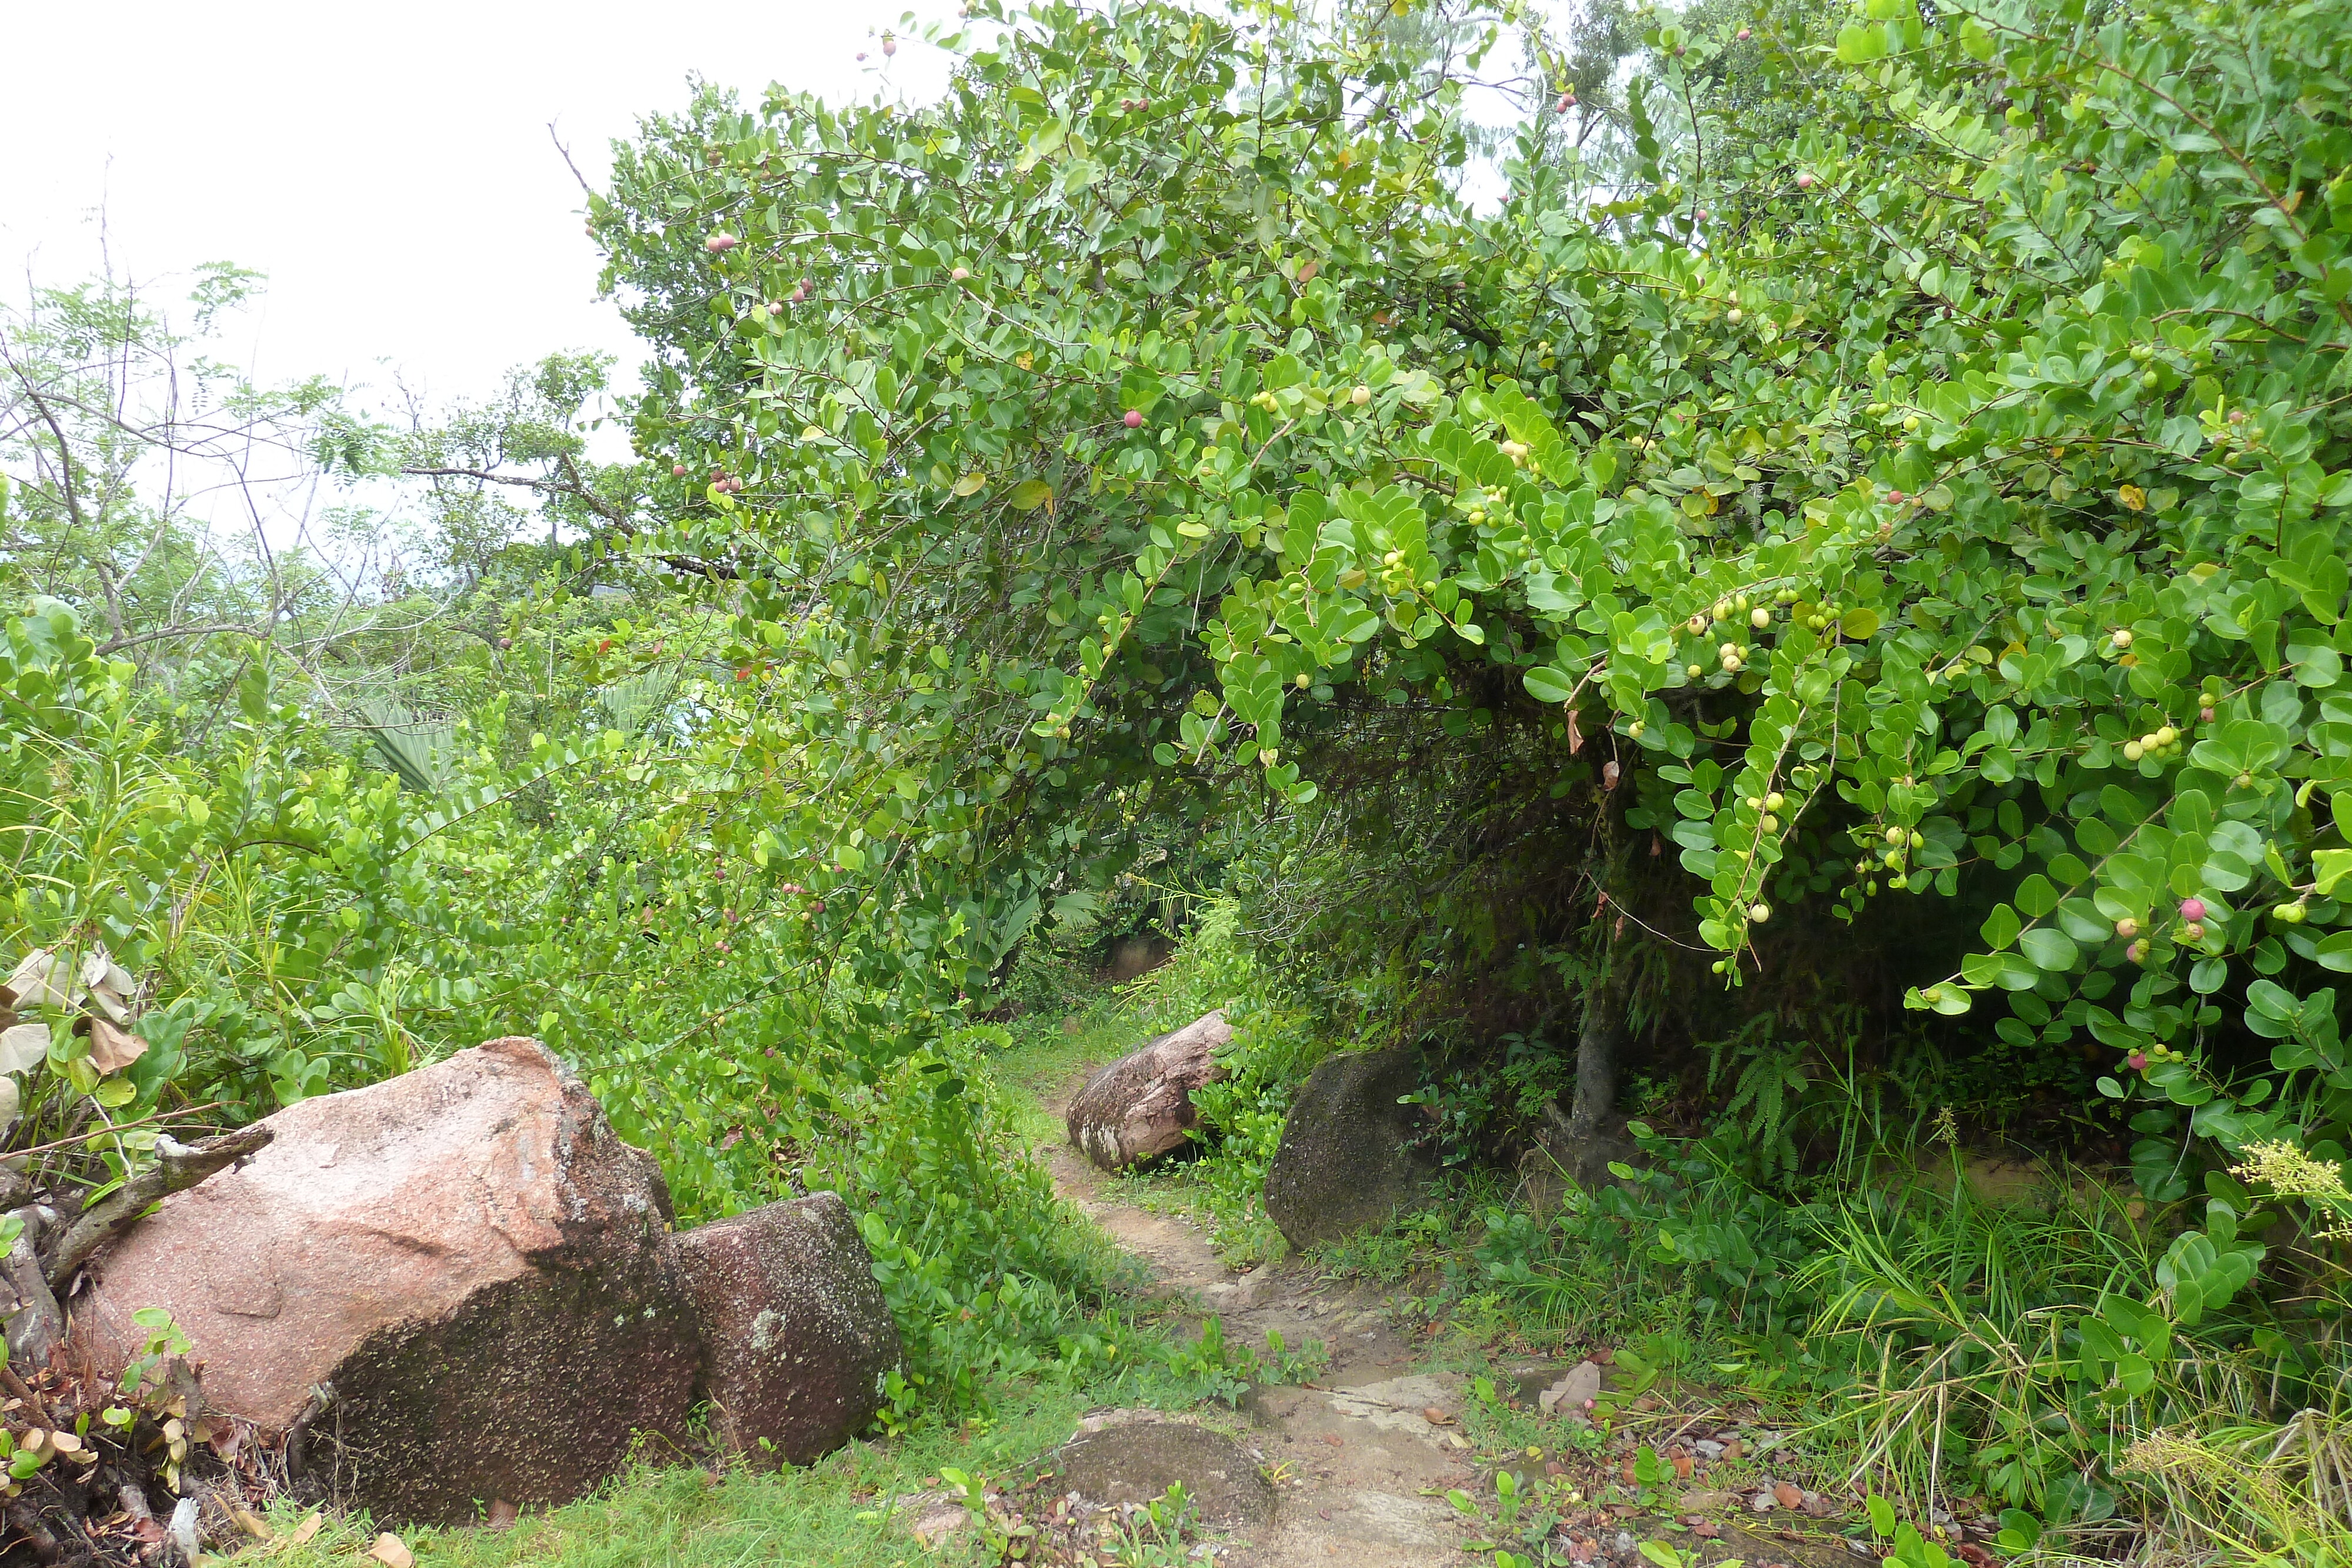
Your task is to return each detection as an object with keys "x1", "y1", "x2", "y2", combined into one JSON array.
[
  {"x1": 1421, "y1": 1406, "x2": 1454, "y2": 1426},
  {"x1": 88, "y1": 1015, "x2": 147, "y2": 1074},
  {"x1": 1321, "y1": 1433, "x2": 1344, "y2": 1448},
  {"x1": 486, "y1": 1499, "x2": 520, "y2": 1530},
  {"x1": 0, "y1": 1022, "x2": 49, "y2": 1076},
  {"x1": 288, "y1": 1510, "x2": 323, "y2": 1544},
  {"x1": 230, "y1": 1505, "x2": 272, "y2": 1539},
  {"x1": 1773, "y1": 1480, "x2": 1805, "y2": 1510},
  {"x1": 2, "y1": 950, "x2": 69, "y2": 1011},
  {"x1": 368, "y1": 1531, "x2": 415, "y2": 1568}
]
